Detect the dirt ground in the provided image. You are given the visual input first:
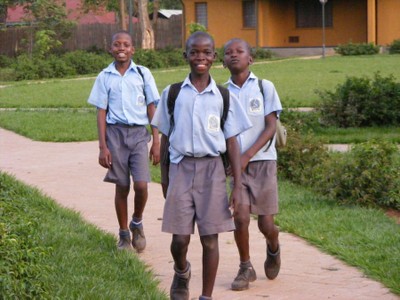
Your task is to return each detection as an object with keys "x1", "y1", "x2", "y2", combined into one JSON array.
[{"x1": 1, "y1": 127, "x2": 398, "y2": 300}]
